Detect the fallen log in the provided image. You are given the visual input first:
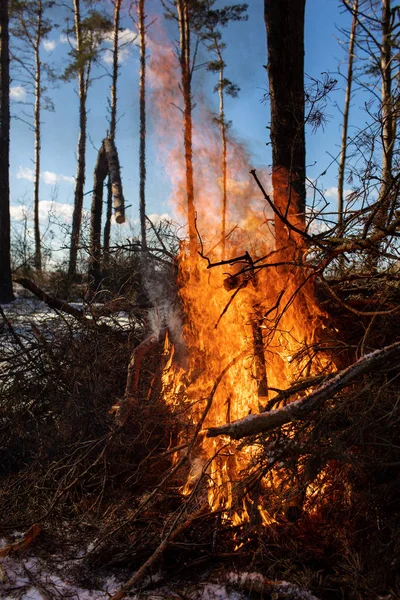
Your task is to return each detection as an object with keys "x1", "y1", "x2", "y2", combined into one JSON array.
[
  {"x1": 14, "y1": 277, "x2": 84, "y2": 320},
  {"x1": 207, "y1": 341, "x2": 400, "y2": 440}
]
